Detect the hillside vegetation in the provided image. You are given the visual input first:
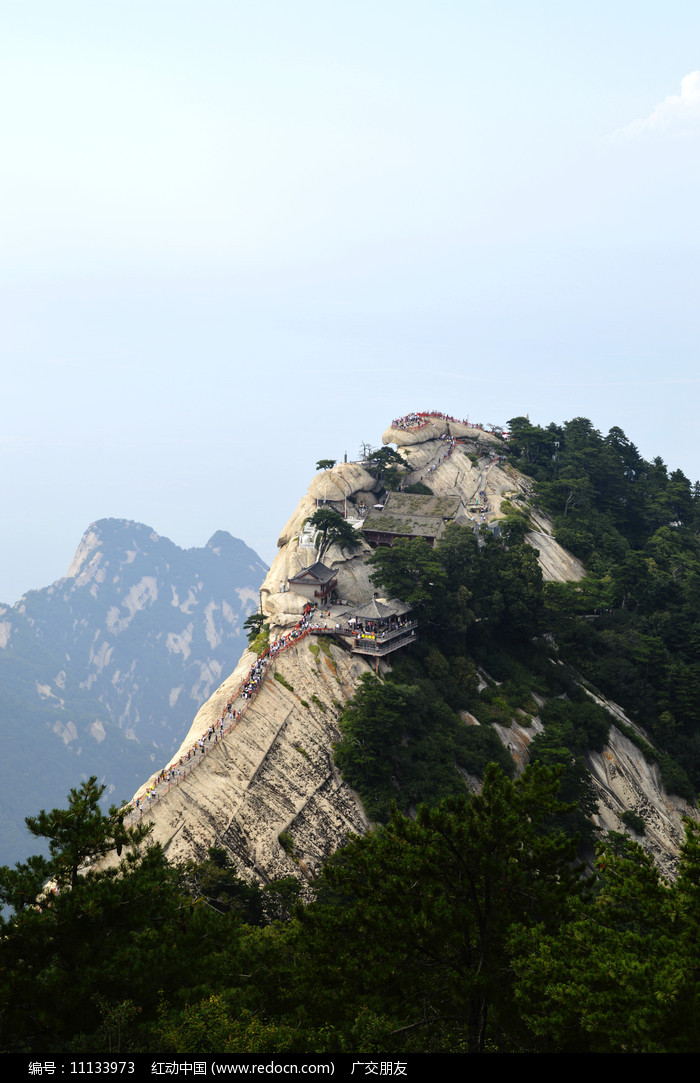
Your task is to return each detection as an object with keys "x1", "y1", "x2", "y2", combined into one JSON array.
[
  {"x1": 507, "y1": 416, "x2": 700, "y2": 798},
  {"x1": 3, "y1": 769, "x2": 700, "y2": 1054},
  {"x1": 333, "y1": 413, "x2": 700, "y2": 855},
  {"x1": 3, "y1": 415, "x2": 700, "y2": 1054}
]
